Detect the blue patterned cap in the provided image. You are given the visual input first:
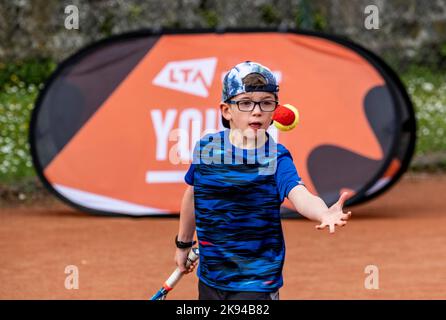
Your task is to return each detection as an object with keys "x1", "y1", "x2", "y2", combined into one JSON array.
[{"x1": 222, "y1": 61, "x2": 279, "y2": 102}]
